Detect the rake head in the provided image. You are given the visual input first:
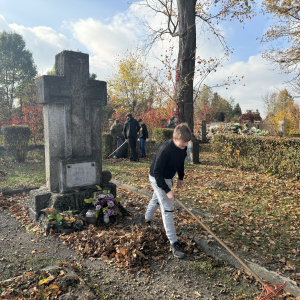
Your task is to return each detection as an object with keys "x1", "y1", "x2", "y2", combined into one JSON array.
[{"x1": 259, "y1": 281, "x2": 287, "y2": 300}]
